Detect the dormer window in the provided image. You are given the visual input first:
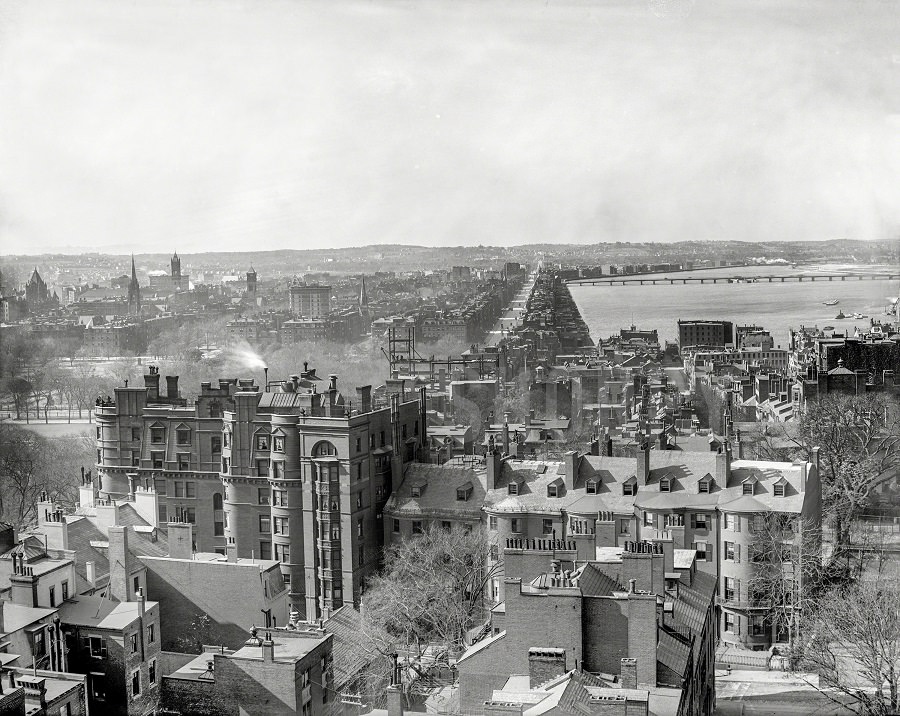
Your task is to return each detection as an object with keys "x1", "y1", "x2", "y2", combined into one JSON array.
[
  {"x1": 547, "y1": 479, "x2": 563, "y2": 498},
  {"x1": 508, "y1": 482, "x2": 519, "y2": 496},
  {"x1": 742, "y1": 477, "x2": 758, "y2": 496},
  {"x1": 660, "y1": 478, "x2": 671, "y2": 493},
  {"x1": 273, "y1": 436, "x2": 284, "y2": 452},
  {"x1": 456, "y1": 482, "x2": 473, "y2": 502},
  {"x1": 773, "y1": 478, "x2": 787, "y2": 497},
  {"x1": 698, "y1": 476, "x2": 713, "y2": 494},
  {"x1": 411, "y1": 483, "x2": 425, "y2": 498},
  {"x1": 623, "y1": 482, "x2": 637, "y2": 496},
  {"x1": 585, "y1": 479, "x2": 598, "y2": 495}
]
